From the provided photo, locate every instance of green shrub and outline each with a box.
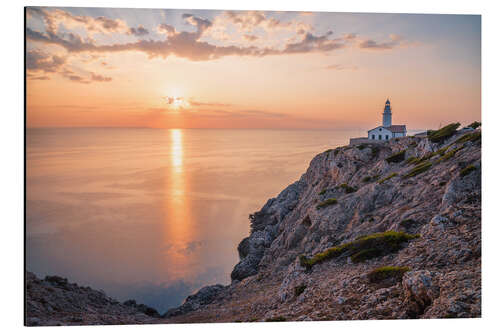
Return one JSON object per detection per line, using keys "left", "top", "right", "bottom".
{"left": 468, "top": 121, "right": 481, "bottom": 129}
{"left": 439, "top": 181, "right": 447, "bottom": 186}
{"left": 299, "top": 231, "right": 419, "bottom": 268}
{"left": 435, "top": 145, "right": 450, "bottom": 156}
{"left": 316, "top": 198, "right": 338, "bottom": 209}
{"left": 371, "top": 146, "right": 380, "bottom": 159}
{"left": 318, "top": 189, "right": 327, "bottom": 195}
{"left": 294, "top": 284, "right": 306, "bottom": 297}
{"left": 460, "top": 165, "right": 477, "bottom": 178}
{"left": 454, "top": 131, "right": 481, "bottom": 145}
{"left": 377, "top": 172, "right": 398, "bottom": 184}
{"left": 428, "top": 123, "right": 460, "bottom": 143}
{"left": 334, "top": 149, "right": 340, "bottom": 156}
{"left": 350, "top": 248, "right": 381, "bottom": 263}
{"left": 367, "top": 266, "right": 410, "bottom": 283}
{"left": 437, "top": 146, "right": 463, "bottom": 163}
{"left": 386, "top": 150, "right": 407, "bottom": 163}
{"left": 357, "top": 144, "right": 366, "bottom": 150}
{"left": 404, "top": 161, "right": 432, "bottom": 178}
{"left": 324, "top": 149, "right": 333, "bottom": 154}
{"left": 339, "top": 183, "right": 357, "bottom": 193}
{"left": 405, "top": 156, "right": 419, "bottom": 165}
{"left": 362, "top": 176, "right": 372, "bottom": 183}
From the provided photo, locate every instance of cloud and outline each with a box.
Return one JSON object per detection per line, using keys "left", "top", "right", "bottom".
{"left": 283, "top": 31, "right": 344, "bottom": 54}
{"left": 90, "top": 72, "right": 112, "bottom": 82}
{"left": 188, "top": 100, "right": 232, "bottom": 107}
{"left": 323, "top": 64, "right": 358, "bottom": 71}
{"left": 128, "top": 25, "right": 149, "bottom": 36}
{"left": 243, "top": 34, "right": 259, "bottom": 42}
{"left": 358, "top": 34, "right": 406, "bottom": 50}
{"left": 26, "top": 8, "right": 412, "bottom": 63}
{"left": 26, "top": 49, "right": 66, "bottom": 73}
{"left": 26, "top": 7, "right": 130, "bottom": 36}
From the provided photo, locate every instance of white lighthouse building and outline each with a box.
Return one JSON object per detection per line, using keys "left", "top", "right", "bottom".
{"left": 367, "top": 99, "right": 406, "bottom": 141}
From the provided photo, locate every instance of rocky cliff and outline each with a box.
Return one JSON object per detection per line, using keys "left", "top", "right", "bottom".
{"left": 26, "top": 125, "right": 481, "bottom": 325}
{"left": 164, "top": 125, "right": 481, "bottom": 322}
{"left": 25, "top": 272, "right": 161, "bottom": 326}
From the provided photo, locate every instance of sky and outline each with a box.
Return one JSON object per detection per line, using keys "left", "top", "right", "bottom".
{"left": 26, "top": 7, "right": 481, "bottom": 130}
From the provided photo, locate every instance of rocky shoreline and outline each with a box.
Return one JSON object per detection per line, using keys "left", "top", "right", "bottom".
{"left": 26, "top": 125, "right": 481, "bottom": 325}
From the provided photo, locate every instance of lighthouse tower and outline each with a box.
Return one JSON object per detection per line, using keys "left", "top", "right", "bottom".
{"left": 383, "top": 99, "right": 392, "bottom": 127}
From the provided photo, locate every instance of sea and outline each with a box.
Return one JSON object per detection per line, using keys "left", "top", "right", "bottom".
{"left": 26, "top": 128, "right": 362, "bottom": 312}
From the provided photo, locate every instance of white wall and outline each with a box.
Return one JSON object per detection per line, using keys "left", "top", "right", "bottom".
{"left": 368, "top": 126, "right": 393, "bottom": 140}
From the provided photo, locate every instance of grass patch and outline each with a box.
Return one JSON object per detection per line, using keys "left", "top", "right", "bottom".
{"left": 385, "top": 150, "right": 407, "bottom": 163}
{"left": 404, "top": 161, "right": 432, "bottom": 178}
{"left": 318, "top": 189, "right": 327, "bottom": 195}
{"left": 405, "top": 156, "right": 419, "bottom": 165}
{"left": 350, "top": 248, "right": 382, "bottom": 263}
{"left": 460, "top": 165, "right": 477, "bottom": 178}
{"left": 454, "top": 131, "right": 481, "bottom": 145}
{"left": 468, "top": 121, "right": 481, "bottom": 129}
{"left": 377, "top": 172, "right": 398, "bottom": 184}
{"left": 299, "top": 231, "right": 419, "bottom": 268}
{"left": 428, "top": 123, "right": 461, "bottom": 143}
{"left": 437, "top": 146, "right": 464, "bottom": 163}
{"left": 367, "top": 266, "right": 410, "bottom": 283}
{"left": 316, "top": 198, "right": 338, "bottom": 209}
{"left": 294, "top": 284, "right": 306, "bottom": 297}
{"left": 339, "top": 183, "right": 357, "bottom": 193}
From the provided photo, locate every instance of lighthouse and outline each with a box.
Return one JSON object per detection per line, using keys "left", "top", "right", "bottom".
{"left": 383, "top": 99, "right": 392, "bottom": 127}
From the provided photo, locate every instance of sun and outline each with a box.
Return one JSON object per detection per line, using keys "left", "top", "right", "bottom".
{"left": 165, "top": 95, "right": 190, "bottom": 110}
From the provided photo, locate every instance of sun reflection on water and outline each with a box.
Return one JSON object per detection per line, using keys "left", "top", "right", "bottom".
{"left": 163, "top": 129, "right": 196, "bottom": 279}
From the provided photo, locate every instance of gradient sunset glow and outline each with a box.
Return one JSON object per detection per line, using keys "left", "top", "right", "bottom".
{"left": 26, "top": 8, "right": 481, "bottom": 130}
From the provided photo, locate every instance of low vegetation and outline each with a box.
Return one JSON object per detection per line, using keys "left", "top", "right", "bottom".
{"left": 362, "top": 176, "right": 372, "bottom": 183}
{"left": 454, "top": 131, "right": 481, "bottom": 145}
{"left": 428, "top": 123, "right": 461, "bottom": 143}
{"left": 460, "top": 165, "right": 477, "bottom": 178}
{"left": 339, "top": 183, "right": 357, "bottom": 193}
{"left": 468, "top": 121, "right": 481, "bottom": 129}
{"left": 299, "top": 231, "right": 419, "bottom": 268}
{"left": 405, "top": 156, "right": 419, "bottom": 165}
{"left": 437, "top": 146, "right": 463, "bottom": 163}
{"left": 367, "top": 266, "right": 410, "bottom": 283}
{"left": 377, "top": 172, "right": 398, "bottom": 184}
{"left": 318, "top": 189, "right": 327, "bottom": 195}
{"left": 316, "top": 198, "right": 338, "bottom": 209}
{"left": 385, "top": 150, "right": 407, "bottom": 163}
{"left": 404, "top": 161, "right": 432, "bottom": 178}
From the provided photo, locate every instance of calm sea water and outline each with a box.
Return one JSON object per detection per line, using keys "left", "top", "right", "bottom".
{"left": 26, "top": 128, "right": 361, "bottom": 312}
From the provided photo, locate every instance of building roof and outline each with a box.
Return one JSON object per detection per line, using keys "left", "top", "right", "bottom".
{"left": 385, "top": 125, "right": 406, "bottom": 133}
{"left": 368, "top": 125, "right": 407, "bottom": 133}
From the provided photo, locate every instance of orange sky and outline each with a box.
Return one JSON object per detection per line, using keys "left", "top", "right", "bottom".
{"left": 26, "top": 8, "right": 481, "bottom": 130}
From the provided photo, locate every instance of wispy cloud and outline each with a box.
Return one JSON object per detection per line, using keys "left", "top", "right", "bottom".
{"left": 323, "top": 64, "right": 359, "bottom": 71}
{"left": 26, "top": 8, "right": 409, "bottom": 63}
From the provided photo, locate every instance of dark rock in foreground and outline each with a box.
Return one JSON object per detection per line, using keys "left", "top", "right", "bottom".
{"left": 25, "top": 272, "right": 159, "bottom": 326}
